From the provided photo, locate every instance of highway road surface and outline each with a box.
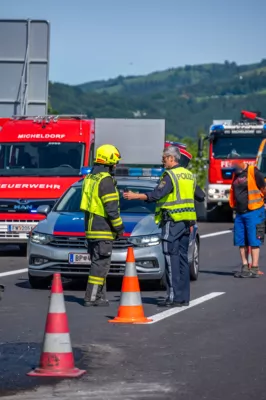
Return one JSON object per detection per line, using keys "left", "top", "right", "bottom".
{"left": 1, "top": 222, "right": 266, "bottom": 400}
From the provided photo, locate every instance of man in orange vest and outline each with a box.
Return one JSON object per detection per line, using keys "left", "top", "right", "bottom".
{"left": 229, "top": 161, "right": 265, "bottom": 278}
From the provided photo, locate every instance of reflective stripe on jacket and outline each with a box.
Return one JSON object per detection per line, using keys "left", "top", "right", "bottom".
{"left": 155, "top": 167, "right": 196, "bottom": 224}
{"left": 229, "top": 165, "right": 264, "bottom": 210}
{"left": 80, "top": 171, "right": 123, "bottom": 240}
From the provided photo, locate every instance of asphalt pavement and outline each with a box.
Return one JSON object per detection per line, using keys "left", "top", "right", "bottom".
{"left": 1, "top": 222, "right": 266, "bottom": 400}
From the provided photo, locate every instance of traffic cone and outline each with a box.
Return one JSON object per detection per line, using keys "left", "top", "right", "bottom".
{"left": 247, "top": 246, "right": 264, "bottom": 275}
{"left": 27, "top": 273, "right": 86, "bottom": 378}
{"left": 109, "top": 247, "right": 152, "bottom": 324}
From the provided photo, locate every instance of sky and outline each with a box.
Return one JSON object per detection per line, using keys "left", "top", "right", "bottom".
{"left": 1, "top": 0, "right": 266, "bottom": 85}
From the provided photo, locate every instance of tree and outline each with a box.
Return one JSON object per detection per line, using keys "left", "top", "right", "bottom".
{"left": 166, "top": 130, "right": 207, "bottom": 188}
{"left": 48, "top": 102, "right": 59, "bottom": 115}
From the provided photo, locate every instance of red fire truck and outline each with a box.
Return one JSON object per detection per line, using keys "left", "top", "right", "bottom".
{"left": 0, "top": 115, "right": 95, "bottom": 250}
{"left": 198, "top": 111, "right": 266, "bottom": 222}
{"left": 0, "top": 116, "right": 192, "bottom": 250}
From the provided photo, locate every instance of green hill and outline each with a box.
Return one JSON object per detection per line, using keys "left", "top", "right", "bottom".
{"left": 49, "top": 59, "right": 266, "bottom": 138}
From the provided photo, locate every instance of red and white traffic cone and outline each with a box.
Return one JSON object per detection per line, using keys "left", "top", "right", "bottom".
{"left": 27, "top": 273, "right": 86, "bottom": 377}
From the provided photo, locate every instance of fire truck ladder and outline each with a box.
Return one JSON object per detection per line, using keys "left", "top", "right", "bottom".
{"left": 11, "top": 114, "right": 88, "bottom": 122}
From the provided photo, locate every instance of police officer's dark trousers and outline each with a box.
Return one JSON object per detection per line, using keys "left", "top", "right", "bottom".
{"left": 84, "top": 240, "right": 113, "bottom": 306}
{"left": 161, "top": 220, "right": 190, "bottom": 303}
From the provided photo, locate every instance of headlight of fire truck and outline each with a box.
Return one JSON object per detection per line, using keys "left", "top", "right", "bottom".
{"left": 208, "top": 188, "right": 217, "bottom": 195}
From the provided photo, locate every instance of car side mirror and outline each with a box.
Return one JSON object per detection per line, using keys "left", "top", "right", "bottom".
{"left": 37, "top": 205, "right": 51, "bottom": 215}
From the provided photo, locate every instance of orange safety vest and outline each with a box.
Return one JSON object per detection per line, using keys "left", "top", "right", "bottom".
{"left": 229, "top": 165, "right": 264, "bottom": 210}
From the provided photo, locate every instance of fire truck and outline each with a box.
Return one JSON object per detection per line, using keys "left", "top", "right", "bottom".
{"left": 0, "top": 116, "right": 191, "bottom": 250}
{"left": 0, "top": 115, "right": 95, "bottom": 250}
{"left": 198, "top": 111, "right": 266, "bottom": 222}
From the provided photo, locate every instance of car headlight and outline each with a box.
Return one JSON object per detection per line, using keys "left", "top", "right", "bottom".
{"left": 30, "top": 232, "right": 52, "bottom": 245}
{"left": 128, "top": 234, "right": 161, "bottom": 247}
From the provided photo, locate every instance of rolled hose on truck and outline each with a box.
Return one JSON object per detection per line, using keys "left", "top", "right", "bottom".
{"left": 0, "top": 285, "right": 5, "bottom": 301}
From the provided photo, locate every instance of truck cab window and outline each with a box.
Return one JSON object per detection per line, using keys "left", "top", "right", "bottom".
{"left": 0, "top": 142, "right": 85, "bottom": 176}
{"left": 89, "top": 143, "right": 94, "bottom": 166}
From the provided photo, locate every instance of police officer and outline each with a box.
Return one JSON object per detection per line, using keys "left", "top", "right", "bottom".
{"left": 123, "top": 146, "right": 204, "bottom": 308}
{"left": 80, "top": 144, "right": 125, "bottom": 307}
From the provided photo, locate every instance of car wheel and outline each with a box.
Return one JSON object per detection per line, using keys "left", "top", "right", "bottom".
{"left": 190, "top": 237, "right": 199, "bottom": 281}
{"left": 28, "top": 273, "right": 50, "bottom": 289}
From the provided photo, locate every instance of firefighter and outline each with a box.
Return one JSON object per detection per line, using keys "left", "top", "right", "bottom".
{"left": 229, "top": 161, "right": 265, "bottom": 278}
{"left": 123, "top": 146, "right": 205, "bottom": 308}
{"left": 80, "top": 144, "right": 125, "bottom": 306}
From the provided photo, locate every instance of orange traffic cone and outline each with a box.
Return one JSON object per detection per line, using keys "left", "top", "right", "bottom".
{"left": 248, "top": 246, "right": 264, "bottom": 275}
{"left": 27, "top": 273, "right": 86, "bottom": 377}
{"left": 109, "top": 247, "right": 152, "bottom": 324}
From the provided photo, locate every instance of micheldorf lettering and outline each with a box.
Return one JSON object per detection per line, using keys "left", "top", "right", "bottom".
{"left": 17, "top": 134, "right": 66, "bottom": 139}
{"left": 0, "top": 184, "right": 61, "bottom": 189}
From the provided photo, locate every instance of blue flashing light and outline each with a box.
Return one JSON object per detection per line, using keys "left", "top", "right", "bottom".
{"left": 80, "top": 166, "right": 92, "bottom": 175}
{"left": 211, "top": 124, "right": 224, "bottom": 131}
{"left": 116, "top": 167, "right": 163, "bottom": 178}
{"left": 264, "top": 124, "right": 266, "bottom": 130}
{"left": 30, "top": 209, "right": 37, "bottom": 213}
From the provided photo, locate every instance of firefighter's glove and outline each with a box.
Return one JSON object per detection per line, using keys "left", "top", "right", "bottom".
{"left": 116, "top": 231, "right": 125, "bottom": 239}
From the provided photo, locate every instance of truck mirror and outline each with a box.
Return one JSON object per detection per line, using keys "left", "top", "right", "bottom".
{"left": 198, "top": 137, "right": 204, "bottom": 158}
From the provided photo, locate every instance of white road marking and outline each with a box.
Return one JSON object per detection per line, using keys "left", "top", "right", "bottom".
{"left": 0, "top": 268, "right": 27, "bottom": 277}
{"left": 200, "top": 230, "right": 231, "bottom": 238}
{"left": 0, "top": 230, "right": 232, "bottom": 278}
{"left": 139, "top": 292, "right": 225, "bottom": 324}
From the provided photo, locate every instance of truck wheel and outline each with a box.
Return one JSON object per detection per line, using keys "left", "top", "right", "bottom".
{"left": 206, "top": 205, "right": 220, "bottom": 222}
{"left": 18, "top": 244, "right": 27, "bottom": 255}
{"left": 28, "top": 274, "right": 50, "bottom": 289}
{"left": 190, "top": 237, "right": 199, "bottom": 281}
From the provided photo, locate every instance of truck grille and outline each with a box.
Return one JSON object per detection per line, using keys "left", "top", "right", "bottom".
{"left": 49, "top": 235, "right": 132, "bottom": 249}
{"left": 0, "top": 220, "right": 39, "bottom": 239}
{"left": 0, "top": 199, "right": 56, "bottom": 213}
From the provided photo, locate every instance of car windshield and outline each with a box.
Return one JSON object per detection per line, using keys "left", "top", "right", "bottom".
{"left": 212, "top": 136, "right": 262, "bottom": 159}
{"left": 0, "top": 142, "right": 84, "bottom": 176}
{"left": 55, "top": 184, "right": 156, "bottom": 214}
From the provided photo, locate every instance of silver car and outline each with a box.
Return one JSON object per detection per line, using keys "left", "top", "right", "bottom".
{"left": 27, "top": 177, "right": 200, "bottom": 289}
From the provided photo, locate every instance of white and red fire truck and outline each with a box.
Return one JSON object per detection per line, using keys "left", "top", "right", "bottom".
{"left": 0, "top": 115, "right": 95, "bottom": 250}
{"left": 198, "top": 111, "right": 266, "bottom": 221}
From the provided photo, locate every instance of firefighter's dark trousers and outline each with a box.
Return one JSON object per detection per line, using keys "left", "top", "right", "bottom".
{"left": 161, "top": 220, "right": 190, "bottom": 303}
{"left": 84, "top": 240, "right": 113, "bottom": 302}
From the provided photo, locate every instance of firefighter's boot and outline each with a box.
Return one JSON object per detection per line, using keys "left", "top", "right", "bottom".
{"left": 84, "top": 281, "right": 109, "bottom": 307}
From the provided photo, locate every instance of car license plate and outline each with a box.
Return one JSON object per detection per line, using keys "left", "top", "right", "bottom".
{"left": 8, "top": 224, "right": 34, "bottom": 232}
{"left": 69, "top": 253, "right": 91, "bottom": 264}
